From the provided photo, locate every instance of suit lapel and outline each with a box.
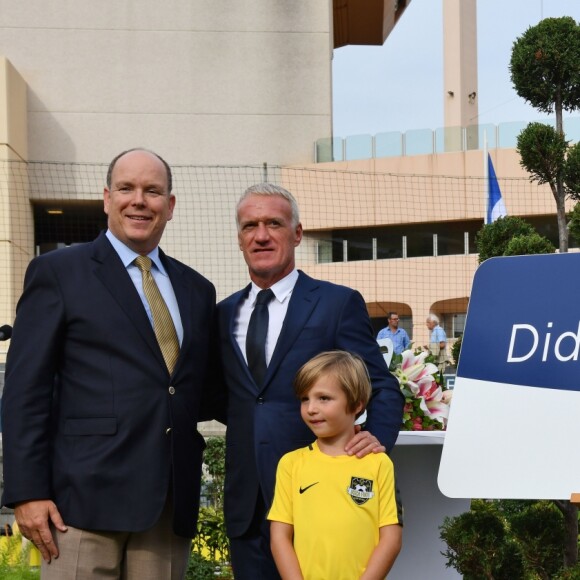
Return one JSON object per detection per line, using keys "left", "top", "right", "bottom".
{"left": 263, "top": 272, "right": 320, "bottom": 390}
{"left": 91, "top": 233, "right": 167, "bottom": 371}
{"left": 227, "top": 285, "right": 255, "bottom": 383}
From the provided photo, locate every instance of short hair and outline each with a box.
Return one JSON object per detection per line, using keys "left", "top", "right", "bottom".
{"left": 427, "top": 313, "right": 439, "bottom": 324}
{"left": 236, "top": 183, "right": 300, "bottom": 229}
{"left": 106, "top": 148, "right": 173, "bottom": 194}
{"left": 388, "top": 312, "right": 399, "bottom": 320}
{"left": 294, "top": 350, "right": 371, "bottom": 416}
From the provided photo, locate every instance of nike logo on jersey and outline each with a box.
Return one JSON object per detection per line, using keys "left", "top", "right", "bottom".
{"left": 299, "top": 482, "right": 319, "bottom": 494}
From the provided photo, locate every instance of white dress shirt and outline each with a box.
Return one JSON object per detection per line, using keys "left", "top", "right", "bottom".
{"left": 106, "top": 230, "right": 184, "bottom": 345}
{"left": 234, "top": 269, "right": 299, "bottom": 366}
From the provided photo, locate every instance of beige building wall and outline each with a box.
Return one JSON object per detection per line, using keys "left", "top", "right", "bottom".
{"left": 0, "top": 1, "right": 335, "bottom": 346}
{"left": 0, "top": 58, "right": 32, "bottom": 360}
{"left": 287, "top": 148, "right": 561, "bottom": 347}
{"left": 0, "top": 1, "right": 333, "bottom": 166}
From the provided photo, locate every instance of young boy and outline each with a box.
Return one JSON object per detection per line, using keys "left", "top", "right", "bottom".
{"left": 268, "top": 350, "right": 403, "bottom": 579}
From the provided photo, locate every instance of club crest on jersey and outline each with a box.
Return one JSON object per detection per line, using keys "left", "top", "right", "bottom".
{"left": 347, "top": 477, "right": 374, "bottom": 505}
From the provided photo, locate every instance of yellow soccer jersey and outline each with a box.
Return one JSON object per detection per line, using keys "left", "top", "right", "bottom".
{"left": 268, "top": 440, "right": 402, "bottom": 580}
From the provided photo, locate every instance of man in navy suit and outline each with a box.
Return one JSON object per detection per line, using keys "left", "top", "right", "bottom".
{"left": 218, "top": 183, "right": 404, "bottom": 579}
{"left": 1, "top": 149, "right": 216, "bottom": 579}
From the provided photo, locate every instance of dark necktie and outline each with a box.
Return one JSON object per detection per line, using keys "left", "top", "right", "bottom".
{"left": 134, "top": 255, "right": 180, "bottom": 374}
{"left": 246, "top": 289, "right": 274, "bottom": 386}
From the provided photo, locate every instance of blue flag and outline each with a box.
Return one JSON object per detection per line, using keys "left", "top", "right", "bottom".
{"left": 486, "top": 154, "right": 507, "bottom": 224}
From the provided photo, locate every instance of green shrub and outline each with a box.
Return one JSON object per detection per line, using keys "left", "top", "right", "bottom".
{"left": 503, "top": 232, "right": 555, "bottom": 256}
{"left": 509, "top": 501, "right": 565, "bottom": 578}
{"left": 451, "top": 334, "right": 462, "bottom": 368}
{"left": 440, "top": 499, "right": 526, "bottom": 579}
{"left": 555, "top": 563, "right": 580, "bottom": 579}
{"left": 186, "top": 550, "right": 222, "bottom": 580}
{"left": 0, "top": 536, "right": 39, "bottom": 580}
{"left": 475, "top": 216, "right": 535, "bottom": 263}
{"left": 189, "top": 436, "right": 232, "bottom": 579}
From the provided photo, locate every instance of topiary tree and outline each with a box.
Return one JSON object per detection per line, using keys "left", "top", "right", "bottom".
{"left": 503, "top": 232, "right": 555, "bottom": 256}
{"left": 565, "top": 143, "right": 580, "bottom": 200}
{"left": 474, "top": 215, "right": 537, "bottom": 263}
{"left": 440, "top": 500, "right": 526, "bottom": 579}
{"left": 510, "top": 16, "right": 580, "bottom": 252}
{"left": 567, "top": 202, "right": 580, "bottom": 245}
{"left": 441, "top": 500, "right": 570, "bottom": 579}
{"left": 509, "top": 502, "right": 566, "bottom": 579}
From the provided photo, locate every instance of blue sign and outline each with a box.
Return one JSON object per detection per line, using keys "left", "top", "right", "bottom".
{"left": 459, "top": 253, "right": 580, "bottom": 392}
{"left": 439, "top": 253, "right": 580, "bottom": 500}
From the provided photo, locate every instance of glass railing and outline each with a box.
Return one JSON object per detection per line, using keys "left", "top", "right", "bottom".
{"left": 316, "top": 117, "right": 580, "bottom": 163}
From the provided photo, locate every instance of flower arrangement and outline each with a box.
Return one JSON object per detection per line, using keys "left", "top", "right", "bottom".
{"left": 392, "top": 348, "right": 452, "bottom": 431}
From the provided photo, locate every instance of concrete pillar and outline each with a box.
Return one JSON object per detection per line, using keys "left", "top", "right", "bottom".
{"left": 0, "top": 56, "right": 32, "bottom": 363}
{"left": 442, "top": 0, "right": 479, "bottom": 151}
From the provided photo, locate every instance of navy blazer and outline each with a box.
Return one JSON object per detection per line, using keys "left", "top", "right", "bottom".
{"left": 1, "top": 232, "right": 216, "bottom": 538}
{"left": 218, "top": 271, "right": 404, "bottom": 537}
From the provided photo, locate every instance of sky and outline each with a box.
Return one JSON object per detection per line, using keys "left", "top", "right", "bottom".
{"left": 332, "top": 0, "right": 580, "bottom": 138}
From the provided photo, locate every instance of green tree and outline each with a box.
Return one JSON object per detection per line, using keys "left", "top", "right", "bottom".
{"left": 474, "top": 215, "right": 549, "bottom": 263}
{"left": 202, "top": 437, "right": 226, "bottom": 509}
{"left": 564, "top": 142, "right": 580, "bottom": 198}
{"left": 510, "top": 16, "right": 580, "bottom": 252}
{"left": 450, "top": 334, "right": 462, "bottom": 368}
{"left": 440, "top": 500, "right": 570, "bottom": 579}
{"left": 440, "top": 500, "right": 526, "bottom": 579}
{"left": 503, "top": 232, "right": 555, "bottom": 256}
{"left": 189, "top": 437, "right": 232, "bottom": 579}
{"left": 567, "top": 202, "right": 580, "bottom": 245}
{"left": 509, "top": 502, "right": 565, "bottom": 579}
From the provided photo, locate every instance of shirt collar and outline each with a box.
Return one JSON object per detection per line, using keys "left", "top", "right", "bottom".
{"left": 105, "top": 230, "right": 168, "bottom": 276}
{"left": 249, "top": 269, "right": 298, "bottom": 305}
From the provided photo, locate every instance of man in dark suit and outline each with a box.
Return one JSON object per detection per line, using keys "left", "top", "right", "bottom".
{"left": 1, "top": 149, "right": 216, "bottom": 579}
{"left": 218, "top": 183, "right": 404, "bottom": 579}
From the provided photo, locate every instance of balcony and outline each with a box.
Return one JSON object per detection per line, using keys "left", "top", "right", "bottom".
{"left": 316, "top": 118, "right": 580, "bottom": 162}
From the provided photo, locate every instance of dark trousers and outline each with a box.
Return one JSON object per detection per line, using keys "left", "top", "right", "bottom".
{"left": 229, "top": 492, "right": 281, "bottom": 580}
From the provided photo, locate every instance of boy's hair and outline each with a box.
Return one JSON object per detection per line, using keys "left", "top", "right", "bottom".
{"left": 294, "top": 350, "right": 372, "bottom": 415}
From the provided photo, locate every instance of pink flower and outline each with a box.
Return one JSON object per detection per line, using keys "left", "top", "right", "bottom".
{"left": 391, "top": 347, "right": 451, "bottom": 430}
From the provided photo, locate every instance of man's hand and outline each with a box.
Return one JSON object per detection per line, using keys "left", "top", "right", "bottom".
{"left": 345, "top": 427, "right": 386, "bottom": 458}
{"left": 15, "top": 500, "right": 67, "bottom": 562}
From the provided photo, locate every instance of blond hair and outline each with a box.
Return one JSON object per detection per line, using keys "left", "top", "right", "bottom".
{"left": 294, "top": 350, "right": 371, "bottom": 415}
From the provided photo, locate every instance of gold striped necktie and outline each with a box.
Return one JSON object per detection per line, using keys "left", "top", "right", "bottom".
{"left": 134, "top": 255, "right": 180, "bottom": 374}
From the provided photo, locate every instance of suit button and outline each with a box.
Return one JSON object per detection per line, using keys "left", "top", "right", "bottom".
{"left": 257, "top": 397, "right": 264, "bottom": 404}
{"left": 169, "top": 386, "right": 176, "bottom": 395}
{"left": 165, "top": 427, "right": 172, "bottom": 435}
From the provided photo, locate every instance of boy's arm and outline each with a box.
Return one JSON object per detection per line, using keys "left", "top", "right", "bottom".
{"left": 270, "top": 521, "right": 304, "bottom": 580}
{"left": 360, "top": 524, "right": 402, "bottom": 579}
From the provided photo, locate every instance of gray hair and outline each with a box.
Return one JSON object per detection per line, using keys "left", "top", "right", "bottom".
{"left": 236, "top": 183, "right": 300, "bottom": 229}
{"left": 427, "top": 313, "right": 440, "bottom": 324}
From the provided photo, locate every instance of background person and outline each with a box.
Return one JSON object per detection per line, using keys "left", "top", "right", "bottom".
{"left": 1, "top": 148, "right": 217, "bottom": 580}
{"left": 268, "top": 350, "right": 403, "bottom": 580}
{"left": 217, "top": 183, "right": 404, "bottom": 579}
{"left": 376, "top": 312, "right": 410, "bottom": 355}
{"left": 426, "top": 313, "right": 447, "bottom": 372}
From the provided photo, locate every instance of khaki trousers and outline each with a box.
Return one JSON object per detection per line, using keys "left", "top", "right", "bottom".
{"left": 41, "top": 499, "right": 191, "bottom": 580}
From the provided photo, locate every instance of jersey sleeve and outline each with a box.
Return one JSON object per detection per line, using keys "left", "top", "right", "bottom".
{"left": 378, "top": 455, "right": 403, "bottom": 527}
{"left": 267, "top": 452, "right": 295, "bottom": 525}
